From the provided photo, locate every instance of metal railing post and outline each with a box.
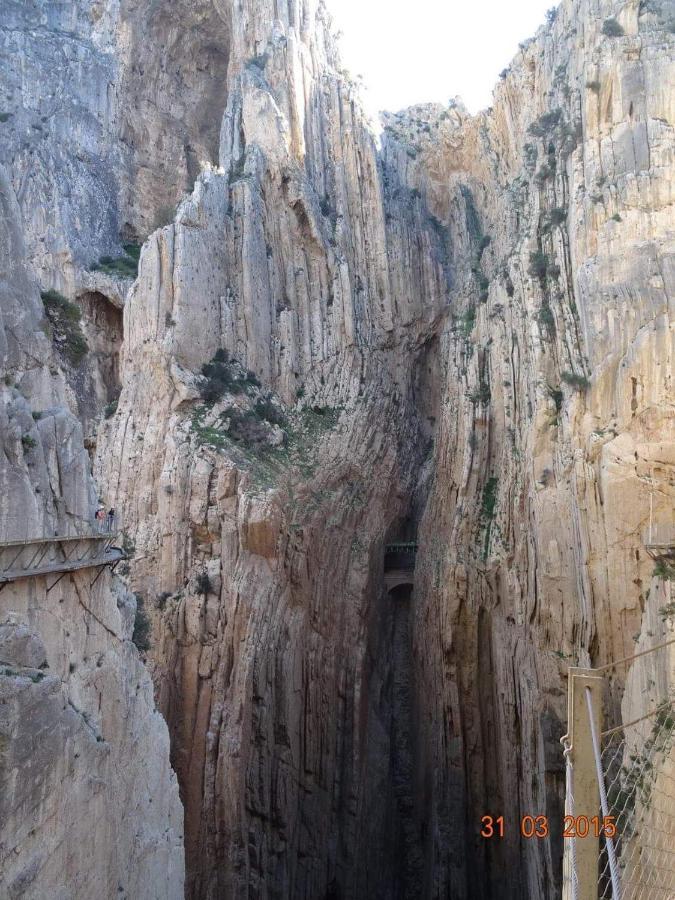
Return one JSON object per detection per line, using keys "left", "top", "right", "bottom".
{"left": 564, "top": 668, "right": 604, "bottom": 900}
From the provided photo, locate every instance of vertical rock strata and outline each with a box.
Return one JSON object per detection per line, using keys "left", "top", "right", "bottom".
{"left": 0, "top": 166, "right": 184, "bottom": 897}
{"left": 406, "top": 2, "right": 674, "bottom": 895}
{"left": 97, "top": 2, "right": 448, "bottom": 890}
{"left": 0, "top": 0, "right": 673, "bottom": 897}
{"left": 96, "top": 0, "right": 674, "bottom": 896}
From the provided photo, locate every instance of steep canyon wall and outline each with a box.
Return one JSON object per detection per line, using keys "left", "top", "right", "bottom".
{"left": 1, "top": 0, "right": 673, "bottom": 897}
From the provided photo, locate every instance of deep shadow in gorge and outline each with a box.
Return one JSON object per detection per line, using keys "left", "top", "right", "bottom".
{"left": 355, "top": 565, "right": 425, "bottom": 900}
{"left": 389, "top": 582, "right": 423, "bottom": 900}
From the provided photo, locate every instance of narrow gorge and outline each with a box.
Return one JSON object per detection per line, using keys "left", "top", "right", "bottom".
{"left": 1, "top": 0, "right": 673, "bottom": 898}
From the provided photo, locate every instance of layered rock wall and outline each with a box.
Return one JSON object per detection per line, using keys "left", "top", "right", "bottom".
{"left": 0, "top": 164, "right": 184, "bottom": 897}
{"left": 2, "top": 0, "right": 673, "bottom": 897}
{"left": 404, "top": 1, "right": 674, "bottom": 894}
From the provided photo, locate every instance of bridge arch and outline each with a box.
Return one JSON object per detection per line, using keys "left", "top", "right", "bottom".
{"left": 384, "top": 542, "right": 417, "bottom": 594}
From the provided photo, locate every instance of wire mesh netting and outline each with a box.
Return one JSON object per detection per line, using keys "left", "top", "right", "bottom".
{"left": 598, "top": 700, "right": 675, "bottom": 900}
{"left": 562, "top": 748, "right": 580, "bottom": 900}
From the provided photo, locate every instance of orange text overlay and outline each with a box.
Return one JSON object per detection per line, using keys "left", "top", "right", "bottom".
{"left": 480, "top": 815, "right": 617, "bottom": 839}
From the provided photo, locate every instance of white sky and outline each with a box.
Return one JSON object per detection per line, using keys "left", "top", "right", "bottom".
{"left": 323, "top": 0, "right": 556, "bottom": 116}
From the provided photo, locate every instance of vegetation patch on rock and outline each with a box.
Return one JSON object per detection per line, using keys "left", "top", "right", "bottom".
{"left": 41, "top": 289, "right": 88, "bottom": 366}
{"left": 91, "top": 243, "right": 141, "bottom": 279}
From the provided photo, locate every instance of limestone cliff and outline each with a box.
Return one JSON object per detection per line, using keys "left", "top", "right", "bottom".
{"left": 94, "top": 0, "right": 673, "bottom": 895}
{"left": 0, "top": 163, "right": 184, "bottom": 897}
{"left": 1, "top": 0, "right": 673, "bottom": 897}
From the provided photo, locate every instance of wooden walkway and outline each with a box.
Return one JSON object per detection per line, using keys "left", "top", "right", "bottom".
{"left": 644, "top": 525, "right": 675, "bottom": 561}
{"left": 0, "top": 533, "right": 126, "bottom": 588}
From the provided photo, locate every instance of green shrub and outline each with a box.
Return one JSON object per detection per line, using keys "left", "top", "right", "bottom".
{"left": 428, "top": 215, "right": 449, "bottom": 245}
{"left": 227, "top": 408, "right": 269, "bottom": 446}
{"left": 0, "top": 112, "right": 12, "bottom": 123}
{"left": 481, "top": 477, "right": 498, "bottom": 520}
{"left": 561, "top": 370, "right": 591, "bottom": 390}
{"left": 523, "top": 143, "right": 538, "bottom": 169}
{"left": 320, "top": 195, "right": 334, "bottom": 219}
{"left": 247, "top": 52, "right": 268, "bottom": 71}
{"left": 156, "top": 591, "right": 171, "bottom": 610}
{"left": 200, "top": 352, "right": 246, "bottom": 402}
{"left": 602, "top": 17, "right": 625, "bottom": 36}
{"left": 41, "top": 289, "right": 88, "bottom": 365}
{"left": 548, "top": 386, "right": 563, "bottom": 415}
{"left": 545, "top": 7, "right": 557, "bottom": 26}
{"left": 132, "top": 595, "right": 151, "bottom": 651}
{"left": 121, "top": 532, "right": 136, "bottom": 557}
{"left": 654, "top": 560, "right": 675, "bottom": 582}
{"left": 21, "top": 434, "right": 37, "bottom": 450}
{"left": 528, "top": 109, "right": 562, "bottom": 138}
{"left": 104, "top": 400, "right": 118, "bottom": 419}
{"left": 122, "top": 242, "right": 141, "bottom": 262}
{"left": 255, "top": 397, "right": 286, "bottom": 426}
{"left": 538, "top": 304, "right": 555, "bottom": 332}
{"left": 528, "top": 251, "right": 550, "bottom": 280}
{"left": 41, "top": 290, "right": 79, "bottom": 323}
{"left": 548, "top": 207, "right": 567, "bottom": 227}
{"left": 478, "top": 235, "right": 492, "bottom": 256}
{"left": 32, "top": 411, "right": 43, "bottom": 421}
{"left": 586, "top": 80, "right": 601, "bottom": 93}
{"left": 91, "top": 241, "right": 141, "bottom": 278}
{"left": 468, "top": 382, "right": 491, "bottom": 405}
{"left": 461, "top": 305, "right": 476, "bottom": 337}
{"left": 536, "top": 163, "right": 555, "bottom": 184}
{"left": 612, "top": 213, "right": 622, "bottom": 222}
{"left": 92, "top": 252, "right": 138, "bottom": 278}
{"left": 659, "top": 601, "right": 675, "bottom": 622}
{"left": 195, "top": 572, "right": 212, "bottom": 595}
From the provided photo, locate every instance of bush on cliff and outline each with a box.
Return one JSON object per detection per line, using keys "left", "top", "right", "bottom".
{"left": 561, "top": 371, "right": 591, "bottom": 390}
{"left": 41, "top": 290, "right": 88, "bottom": 366}
{"left": 92, "top": 242, "right": 141, "bottom": 279}
{"left": 528, "top": 251, "right": 550, "bottom": 280}
{"left": 602, "top": 18, "right": 625, "bottom": 36}
{"left": 132, "top": 595, "right": 151, "bottom": 652}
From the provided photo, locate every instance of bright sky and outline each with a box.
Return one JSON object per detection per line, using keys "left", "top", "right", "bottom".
{"left": 323, "top": 0, "right": 556, "bottom": 116}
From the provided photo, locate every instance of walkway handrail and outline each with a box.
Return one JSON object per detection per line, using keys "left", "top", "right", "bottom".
{"left": 0, "top": 513, "right": 122, "bottom": 548}
{"left": 643, "top": 523, "right": 675, "bottom": 548}
{"left": 0, "top": 532, "right": 118, "bottom": 549}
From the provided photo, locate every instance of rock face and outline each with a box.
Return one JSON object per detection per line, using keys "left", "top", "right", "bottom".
{"left": 0, "top": 165, "right": 184, "bottom": 896}
{"left": 93, "top": 0, "right": 674, "bottom": 894}
{"left": 2, "top": 0, "right": 674, "bottom": 898}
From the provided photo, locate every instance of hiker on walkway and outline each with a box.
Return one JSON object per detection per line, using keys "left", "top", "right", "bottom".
{"left": 95, "top": 506, "right": 106, "bottom": 532}
{"left": 106, "top": 508, "right": 116, "bottom": 533}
